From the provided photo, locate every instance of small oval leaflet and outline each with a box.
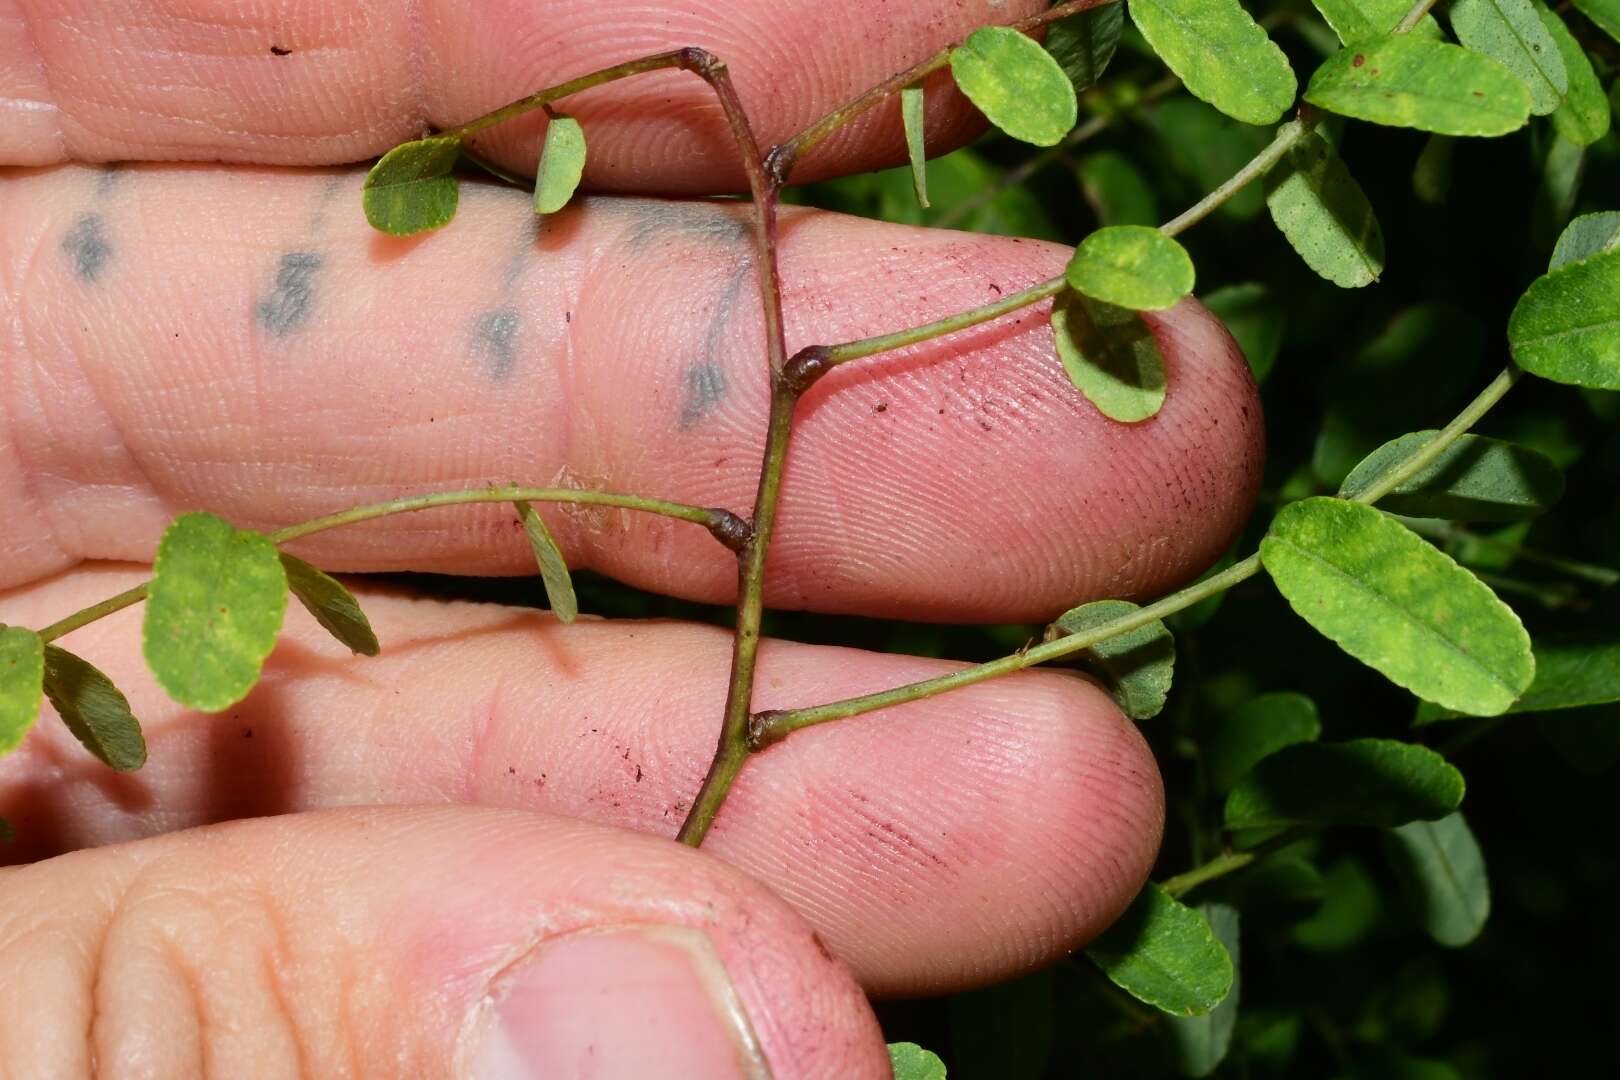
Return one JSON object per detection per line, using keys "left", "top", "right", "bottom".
{"left": 1224, "top": 738, "right": 1465, "bottom": 829}
{"left": 887, "top": 1042, "right": 946, "bottom": 1080}
{"left": 1540, "top": 3, "right": 1611, "bottom": 147}
{"left": 1051, "top": 291, "right": 1168, "bottom": 423}
{"left": 1310, "top": 0, "right": 1444, "bottom": 43}
{"left": 1066, "top": 225, "right": 1194, "bottom": 311}
{"left": 0, "top": 625, "right": 44, "bottom": 756}
{"left": 1264, "top": 123, "right": 1385, "bottom": 289}
{"left": 363, "top": 136, "right": 463, "bottom": 235}
{"left": 1164, "top": 903, "right": 1241, "bottom": 1076}
{"left": 1085, "top": 884, "right": 1234, "bottom": 1016}
{"left": 534, "top": 115, "right": 587, "bottom": 215}
{"left": 515, "top": 500, "right": 578, "bottom": 624}
{"left": 1449, "top": 0, "right": 1568, "bottom": 117}
{"left": 1260, "top": 498, "right": 1534, "bottom": 715}
{"left": 282, "top": 553, "right": 379, "bottom": 656}
{"left": 1127, "top": 0, "right": 1298, "bottom": 126}
{"left": 1304, "top": 36, "right": 1532, "bottom": 137}
{"left": 949, "top": 26, "right": 1078, "bottom": 147}
{"left": 1550, "top": 211, "right": 1620, "bottom": 270}
{"left": 1045, "top": 599, "right": 1175, "bottom": 720}
{"left": 1338, "top": 431, "right": 1565, "bottom": 520}
{"left": 42, "top": 645, "right": 147, "bottom": 771}
{"left": 1507, "top": 248, "right": 1620, "bottom": 389}
{"left": 1386, "top": 812, "right": 1490, "bottom": 947}
{"left": 900, "top": 86, "right": 929, "bottom": 209}
{"left": 143, "top": 512, "right": 288, "bottom": 713}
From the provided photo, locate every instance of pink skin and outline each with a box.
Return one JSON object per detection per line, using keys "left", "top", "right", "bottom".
{"left": 0, "top": 565, "right": 1164, "bottom": 998}
{"left": 0, "top": 0, "right": 1045, "bottom": 189}
{"left": 0, "top": 166, "right": 1263, "bottom": 622}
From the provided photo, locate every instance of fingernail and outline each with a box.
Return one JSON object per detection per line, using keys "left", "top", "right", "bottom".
{"left": 467, "top": 924, "right": 771, "bottom": 1079}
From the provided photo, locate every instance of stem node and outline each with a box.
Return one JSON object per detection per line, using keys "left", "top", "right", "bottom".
{"left": 706, "top": 509, "right": 753, "bottom": 552}
{"left": 746, "top": 710, "right": 784, "bottom": 751}
{"left": 779, "top": 345, "right": 832, "bottom": 396}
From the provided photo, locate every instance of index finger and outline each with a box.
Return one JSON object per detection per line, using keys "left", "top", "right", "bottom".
{"left": 3, "top": 0, "right": 1046, "bottom": 190}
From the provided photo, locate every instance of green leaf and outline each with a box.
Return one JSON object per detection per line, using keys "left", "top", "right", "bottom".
{"left": 1304, "top": 36, "right": 1532, "bottom": 137}
{"left": 1531, "top": 133, "right": 1585, "bottom": 250}
{"left": 1224, "top": 738, "right": 1465, "bottom": 828}
{"left": 143, "top": 513, "right": 288, "bottom": 712}
{"left": 1051, "top": 292, "right": 1167, "bottom": 422}
{"left": 1127, "top": 0, "right": 1297, "bottom": 125}
{"left": 1291, "top": 857, "right": 1383, "bottom": 950}
{"left": 1203, "top": 283, "right": 1286, "bottom": 382}
{"left": 362, "top": 136, "right": 462, "bottom": 235}
{"left": 281, "top": 554, "right": 379, "bottom": 657}
{"left": 1204, "top": 692, "right": 1323, "bottom": 793}
{"left": 515, "top": 500, "right": 578, "bottom": 624}
{"left": 1260, "top": 498, "right": 1534, "bottom": 715}
{"left": 949, "top": 26, "right": 1078, "bottom": 146}
{"left": 0, "top": 625, "right": 44, "bottom": 756}
{"left": 1449, "top": 0, "right": 1568, "bottom": 116}
{"left": 1078, "top": 150, "right": 1160, "bottom": 226}
{"left": 1066, "top": 225, "right": 1194, "bottom": 310}
{"left": 1045, "top": 1, "right": 1124, "bottom": 92}
{"left": 41, "top": 646, "right": 146, "bottom": 771}
{"left": 1263, "top": 123, "right": 1385, "bottom": 288}
{"left": 1047, "top": 599, "right": 1176, "bottom": 720}
{"left": 1572, "top": 0, "right": 1620, "bottom": 42}
{"left": 1164, "top": 904, "right": 1241, "bottom": 1077}
{"left": 1086, "top": 884, "right": 1234, "bottom": 1016}
{"left": 1309, "top": 0, "right": 1443, "bottom": 43}
{"left": 1508, "top": 249, "right": 1620, "bottom": 389}
{"left": 1420, "top": 636, "right": 1620, "bottom": 721}
{"left": 533, "top": 115, "right": 587, "bottom": 215}
{"left": 1386, "top": 812, "right": 1490, "bottom": 946}
{"left": 1412, "top": 135, "right": 1455, "bottom": 204}
{"left": 1549, "top": 211, "right": 1620, "bottom": 270}
{"left": 1339, "top": 431, "right": 1565, "bottom": 520}
{"left": 901, "top": 87, "right": 929, "bottom": 209}
{"left": 888, "top": 1042, "right": 947, "bottom": 1080}
{"left": 1538, "top": 3, "right": 1611, "bottom": 146}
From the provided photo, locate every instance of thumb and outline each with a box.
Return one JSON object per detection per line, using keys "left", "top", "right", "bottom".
{"left": 0, "top": 806, "right": 887, "bottom": 1078}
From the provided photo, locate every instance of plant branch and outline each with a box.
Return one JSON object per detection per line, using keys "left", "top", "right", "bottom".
{"left": 1159, "top": 115, "right": 1312, "bottom": 237}
{"left": 1159, "top": 826, "right": 1316, "bottom": 899}
{"left": 765, "top": 0, "right": 1118, "bottom": 184}
{"left": 827, "top": 277, "right": 1066, "bottom": 365}
{"left": 32, "top": 486, "right": 745, "bottom": 646}
{"left": 1396, "top": 0, "right": 1442, "bottom": 33}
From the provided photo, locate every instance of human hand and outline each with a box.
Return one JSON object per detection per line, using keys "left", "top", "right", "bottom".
{"left": 0, "top": 1, "right": 1262, "bottom": 1075}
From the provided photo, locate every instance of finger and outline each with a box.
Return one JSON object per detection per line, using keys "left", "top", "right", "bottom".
{"left": 0, "top": 565, "right": 1164, "bottom": 997}
{"left": 0, "top": 804, "right": 888, "bottom": 1077}
{"left": 3, "top": 0, "right": 1045, "bottom": 190}
{"left": 0, "top": 165, "right": 1263, "bottom": 623}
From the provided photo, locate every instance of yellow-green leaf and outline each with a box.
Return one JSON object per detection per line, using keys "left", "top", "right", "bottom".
{"left": 515, "top": 500, "right": 578, "bottom": 624}
{"left": 901, "top": 86, "right": 929, "bottom": 208}
{"left": 1260, "top": 498, "right": 1534, "bottom": 715}
{"left": 887, "top": 1043, "right": 946, "bottom": 1080}
{"left": 949, "top": 26, "right": 1078, "bottom": 146}
{"left": 1305, "top": 36, "right": 1532, "bottom": 137}
{"left": 1264, "top": 123, "right": 1385, "bottom": 288}
{"left": 1538, "top": 2, "right": 1611, "bottom": 145}
{"left": 1051, "top": 291, "right": 1167, "bottom": 423}
{"left": 362, "top": 136, "right": 463, "bottom": 235}
{"left": 534, "top": 115, "right": 587, "bottom": 215}
{"left": 1508, "top": 248, "right": 1620, "bottom": 389}
{"left": 1310, "top": 0, "right": 1443, "bottom": 43}
{"left": 1066, "top": 225, "right": 1195, "bottom": 310}
{"left": 1086, "top": 884, "right": 1234, "bottom": 1016}
{"left": 0, "top": 625, "right": 44, "bottom": 756}
{"left": 42, "top": 646, "right": 146, "bottom": 771}
{"left": 282, "top": 554, "right": 379, "bottom": 656}
{"left": 143, "top": 512, "right": 288, "bottom": 712}
{"left": 1449, "top": 0, "right": 1567, "bottom": 116}
{"left": 1128, "top": 0, "right": 1298, "bottom": 126}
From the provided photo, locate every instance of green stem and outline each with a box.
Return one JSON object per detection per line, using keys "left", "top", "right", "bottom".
{"left": 33, "top": 486, "right": 743, "bottom": 646}
{"left": 826, "top": 277, "right": 1065, "bottom": 365}
{"left": 765, "top": 0, "right": 1117, "bottom": 183}
{"left": 1159, "top": 826, "right": 1316, "bottom": 899}
{"left": 1348, "top": 367, "right": 1523, "bottom": 505}
{"left": 1159, "top": 116, "right": 1312, "bottom": 238}
{"left": 1396, "top": 0, "right": 1442, "bottom": 33}
{"left": 446, "top": 52, "right": 696, "bottom": 141}
{"left": 750, "top": 555, "right": 1262, "bottom": 748}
